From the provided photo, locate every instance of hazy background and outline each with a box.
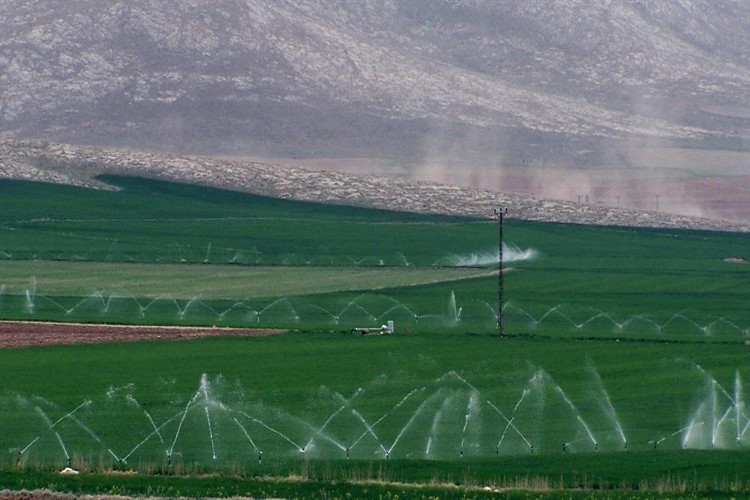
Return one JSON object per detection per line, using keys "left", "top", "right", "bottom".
{"left": 2, "top": 0, "right": 749, "bottom": 221}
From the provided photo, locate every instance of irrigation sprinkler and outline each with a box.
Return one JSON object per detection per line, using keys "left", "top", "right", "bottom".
{"left": 494, "top": 207, "right": 508, "bottom": 337}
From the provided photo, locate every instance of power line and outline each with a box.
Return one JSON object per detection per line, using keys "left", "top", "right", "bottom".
{"left": 493, "top": 207, "right": 508, "bottom": 337}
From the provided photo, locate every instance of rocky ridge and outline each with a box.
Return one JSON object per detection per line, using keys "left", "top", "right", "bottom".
{"left": 1, "top": 139, "right": 746, "bottom": 233}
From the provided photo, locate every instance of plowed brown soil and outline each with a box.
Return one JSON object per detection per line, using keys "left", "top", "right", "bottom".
{"left": 0, "top": 321, "right": 284, "bottom": 348}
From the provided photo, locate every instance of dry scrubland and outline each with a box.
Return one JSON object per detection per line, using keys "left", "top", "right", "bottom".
{"left": 1, "top": 139, "right": 747, "bottom": 232}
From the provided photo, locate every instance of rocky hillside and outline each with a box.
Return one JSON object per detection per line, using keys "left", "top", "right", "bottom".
{"left": 2, "top": 1, "right": 749, "bottom": 163}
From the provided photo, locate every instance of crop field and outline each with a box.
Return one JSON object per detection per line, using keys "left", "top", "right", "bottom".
{"left": 1, "top": 176, "right": 749, "bottom": 497}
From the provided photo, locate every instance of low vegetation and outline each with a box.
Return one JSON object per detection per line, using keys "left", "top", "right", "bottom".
{"left": 0, "top": 176, "right": 748, "bottom": 497}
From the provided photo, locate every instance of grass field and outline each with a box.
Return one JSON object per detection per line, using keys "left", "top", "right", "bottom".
{"left": 0, "top": 176, "right": 749, "bottom": 497}
{"left": 2, "top": 176, "right": 748, "bottom": 338}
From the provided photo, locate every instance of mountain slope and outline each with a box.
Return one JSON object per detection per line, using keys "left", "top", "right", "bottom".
{"left": 1, "top": 0, "right": 749, "bottom": 162}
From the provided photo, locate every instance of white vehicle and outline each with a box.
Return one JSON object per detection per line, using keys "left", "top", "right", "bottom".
{"left": 351, "top": 320, "right": 394, "bottom": 336}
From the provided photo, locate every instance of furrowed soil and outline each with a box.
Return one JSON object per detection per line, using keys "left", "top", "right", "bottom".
{"left": 0, "top": 321, "right": 284, "bottom": 348}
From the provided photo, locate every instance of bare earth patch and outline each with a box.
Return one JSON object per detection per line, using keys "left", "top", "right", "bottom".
{"left": 1, "top": 490, "right": 133, "bottom": 500}
{"left": 0, "top": 321, "right": 284, "bottom": 348}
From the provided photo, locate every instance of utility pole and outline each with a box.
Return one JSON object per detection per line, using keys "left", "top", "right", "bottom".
{"left": 494, "top": 207, "right": 508, "bottom": 337}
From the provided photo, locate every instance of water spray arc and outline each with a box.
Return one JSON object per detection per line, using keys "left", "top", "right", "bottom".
{"left": 8, "top": 275, "right": 748, "bottom": 340}
{"left": 6, "top": 366, "right": 750, "bottom": 467}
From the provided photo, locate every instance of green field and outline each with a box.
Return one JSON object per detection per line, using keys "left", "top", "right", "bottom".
{"left": 1, "top": 176, "right": 749, "bottom": 497}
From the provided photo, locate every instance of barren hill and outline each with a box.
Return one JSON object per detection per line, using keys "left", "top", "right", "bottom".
{"left": 2, "top": 0, "right": 749, "bottom": 163}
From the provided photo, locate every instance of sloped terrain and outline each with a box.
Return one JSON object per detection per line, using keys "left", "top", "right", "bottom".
{"left": 1, "top": 1, "right": 749, "bottom": 162}
{"left": 1, "top": 139, "right": 747, "bottom": 231}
